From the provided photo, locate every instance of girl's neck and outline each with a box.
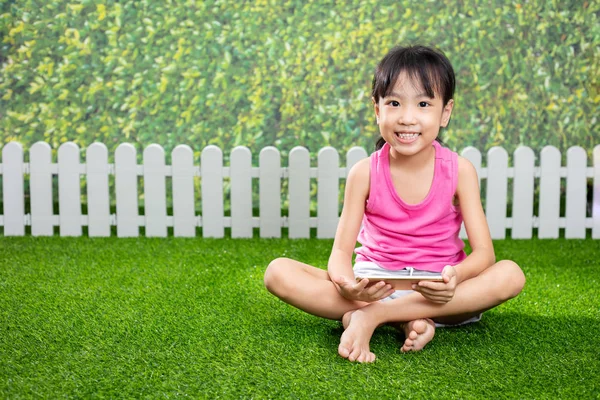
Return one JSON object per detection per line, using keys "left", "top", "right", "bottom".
{"left": 388, "top": 143, "right": 436, "bottom": 171}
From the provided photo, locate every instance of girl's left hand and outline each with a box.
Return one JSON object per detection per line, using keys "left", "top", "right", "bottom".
{"left": 411, "top": 265, "right": 457, "bottom": 304}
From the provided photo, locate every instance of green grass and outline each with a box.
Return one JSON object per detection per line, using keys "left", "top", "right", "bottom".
{"left": 1, "top": 237, "right": 598, "bottom": 398}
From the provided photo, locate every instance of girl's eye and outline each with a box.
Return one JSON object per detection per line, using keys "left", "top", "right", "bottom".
{"left": 390, "top": 101, "right": 400, "bottom": 107}
{"left": 419, "top": 101, "right": 430, "bottom": 107}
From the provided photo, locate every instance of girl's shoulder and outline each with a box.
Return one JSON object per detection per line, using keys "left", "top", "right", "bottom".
{"left": 345, "top": 157, "right": 371, "bottom": 201}
{"left": 347, "top": 156, "right": 371, "bottom": 183}
{"left": 456, "top": 155, "right": 479, "bottom": 195}
{"left": 457, "top": 155, "right": 476, "bottom": 176}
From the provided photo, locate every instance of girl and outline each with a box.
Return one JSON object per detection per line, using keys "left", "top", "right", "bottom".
{"left": 264, "top": 45, "right": 525, "bottom": 363}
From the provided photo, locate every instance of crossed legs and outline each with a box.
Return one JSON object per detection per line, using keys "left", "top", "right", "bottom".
{"left": 264, "top": 258, "right": 525, "bottom": 362}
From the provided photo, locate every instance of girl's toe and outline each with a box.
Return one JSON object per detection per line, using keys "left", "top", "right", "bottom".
{"left": 349, "top": 347, "right": 361, "bottom": 362}
{"left": 357, "top": 351, "right": 368, "bottom": 363}
{"left": 338, "top": 344, "right": 350, "bottom": 358}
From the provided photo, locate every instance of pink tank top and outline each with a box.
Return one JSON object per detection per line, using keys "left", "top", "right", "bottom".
{"left": 355, "top": 141, "right": 467, "bottom": 272}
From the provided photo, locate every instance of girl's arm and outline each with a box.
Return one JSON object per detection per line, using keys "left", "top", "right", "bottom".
{"left": 327, "top": 158, "right": 370, "bottom": 282}
{"left": 453, "top": 156, "right": 496, "bottom": 283}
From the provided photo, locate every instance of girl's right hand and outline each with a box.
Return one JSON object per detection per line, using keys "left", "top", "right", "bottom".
{"left": 333, "top": 276, "right": 395, "bottom": 302}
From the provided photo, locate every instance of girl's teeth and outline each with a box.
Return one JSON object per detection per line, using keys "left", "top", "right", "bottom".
{"left": 398, "top": 133, "right": 419, "bottom": 139}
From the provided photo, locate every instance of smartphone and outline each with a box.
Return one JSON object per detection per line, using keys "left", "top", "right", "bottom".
{"left": 355, "top": 273, "right": 443, "bottom": 290}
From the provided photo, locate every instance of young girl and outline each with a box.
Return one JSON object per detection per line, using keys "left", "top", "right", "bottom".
{"left": 264, "top": 45, "right": 525, "bottom": 363}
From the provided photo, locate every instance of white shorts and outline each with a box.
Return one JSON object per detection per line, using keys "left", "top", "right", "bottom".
{"left": 353, "top": 261, "right": 482, "bottom": 328}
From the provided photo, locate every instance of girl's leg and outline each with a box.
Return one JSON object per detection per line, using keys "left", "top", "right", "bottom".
{"left": 263, "top": 257, "right": 368, "bottom": 320}
{"left": 340, "top": 260, "right": 525, "bottom": 360}
{"left": 265, "top": 257, "right": 380, "bottom": 362}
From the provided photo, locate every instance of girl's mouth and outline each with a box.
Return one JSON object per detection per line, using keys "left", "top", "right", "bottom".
{"left": 395, "top": 132, "right": 420, "bottom": 143}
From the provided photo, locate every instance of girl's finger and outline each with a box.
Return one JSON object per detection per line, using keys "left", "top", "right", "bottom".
{"left": 416, "top": 280, "right": 447, "bottom": 291}
{"left": 366, "top": 281, "right": 387, "bottom": 296}
{"left": 354, "top": 277, "right": 370, "bottom": 290}
{"left": 412, "top": 284, "right": 434, "bottom": 294}
{"left": 415, "top": 286, "right": 451, "bottom": 298}
{"left": 382, "top": 288, "right": 396, "bottom": 299}
{"left": 371, "top": 285, "right": 394, "bottom": 300}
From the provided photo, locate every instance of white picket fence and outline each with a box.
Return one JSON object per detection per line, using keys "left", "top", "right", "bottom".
{"left": 1, "top": 141, "right": 599, "bottom": 239}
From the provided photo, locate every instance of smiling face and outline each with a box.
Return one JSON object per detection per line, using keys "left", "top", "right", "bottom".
{"left": 374, "top": 71, "right": 454, "bottom": 159}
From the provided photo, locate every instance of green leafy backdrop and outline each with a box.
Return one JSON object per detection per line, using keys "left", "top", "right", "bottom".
{"left": 1, "top": 0, "right": 598, "bottom": 161}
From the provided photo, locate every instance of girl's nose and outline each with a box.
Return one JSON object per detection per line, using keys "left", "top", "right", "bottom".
{"left": 397, "top": 107, "right": 417, "bottom": 125}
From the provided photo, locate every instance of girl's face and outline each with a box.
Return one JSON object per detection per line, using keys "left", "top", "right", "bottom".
{"left": 373, "top": 71, "right": 453, "bottom": 159}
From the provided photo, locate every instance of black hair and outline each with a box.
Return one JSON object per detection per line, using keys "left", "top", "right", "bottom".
{"left": 372, "top": 45, "right": 455, "bottom": 150}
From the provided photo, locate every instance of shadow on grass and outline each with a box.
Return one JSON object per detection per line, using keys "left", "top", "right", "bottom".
{"left": 269, "top": 309, "right": 600, "bottom": 358}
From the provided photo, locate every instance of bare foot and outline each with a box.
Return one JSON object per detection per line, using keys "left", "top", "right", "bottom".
{"left": 338, "top": 310, "right": 377, "bottom": 363}
{"left": 401, "top": 319, "right": 436, "bottom": 352}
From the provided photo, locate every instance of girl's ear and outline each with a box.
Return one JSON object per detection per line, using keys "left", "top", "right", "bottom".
{"left": 441, "top": 99, "right": 454, "bottom": 127}
{"left": 372, "top": 97, "right": 380, "bottom": 124}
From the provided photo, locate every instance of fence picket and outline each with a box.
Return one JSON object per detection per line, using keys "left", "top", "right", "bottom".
{"left": 346, "top": 147, "right": 368, "bottom": 173}
{"left": 143, "top": 145, "right": 167, "bottom": 237}
{"left": 2, "top": 142, "right": 25, "bottom": 236}
{"left": 260, "top": 147, "right": 281, "bottom": 238}
{"left": 30, "top": 142, "right": 53, "bottom": 236}
{"left": 288, "top": 146, "right": 310, "bottom": 238}
{"left": 201, "top": 146, "right": 224, "bottom": 238}
{"left": 317, "top": 147, "right": 339, "bottom": 238}
{"left": 565, "top": 146, "right": 587, "bottom": 238}
{"left": 486, "top": 147, "right": 508, "bottom": 239}
{"left": 538, "top": 146, "right": 561, "bottom": 238}
{"left": 230, "top": 146, "right": 252, "bottom": 238}
{"left": 58, "top": 142, "right": 82, "bottom": 236}
{"left": 172, "top": 145, "right": 196, "bottom": 237}
{"left": 594, "top": 145, "right": 600, "bottom": 239}
{"left": 87, "top": 143, "right": 110, "bottom": 237}
{"left": 115, "top": 144, "right": 139, "bottom": 237}
{"left": 460, "top": 147, "right": 482, "bottom": 239}
{"left": 512, "top": 146, "right": 535, "bottom": 239}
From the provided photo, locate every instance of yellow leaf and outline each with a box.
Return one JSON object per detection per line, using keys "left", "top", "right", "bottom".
{"left": 68, "top": 4, "right": 84, "bottom": 14}
{"left": 29, "top": 82, "right": 42, "bottom": 94}
{"left": 65, "top": 28, "right": 80, "bottom": 41}
{"left": 97, "top": 4, "right": 106, "bottom": 21}
{"left": 159, "top": 76, "right": 168, "bottom": 93}
{"left": 9, "top": 22, "right": 24, "bottom": 37}
{"left": 58, "top": 89, "right": 70, "bottom": 100}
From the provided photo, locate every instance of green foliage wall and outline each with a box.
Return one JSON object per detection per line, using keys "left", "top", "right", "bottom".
{"left": 1, "top": 0, "right": 598, "bottom": 160}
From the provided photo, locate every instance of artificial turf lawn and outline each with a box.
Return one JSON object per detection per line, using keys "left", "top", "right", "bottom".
{"left": 1, "top": 236, "right": 598, "bottom": 398}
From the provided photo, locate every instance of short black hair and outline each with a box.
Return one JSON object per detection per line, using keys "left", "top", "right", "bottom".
{"left": 372, "top": 45, "right": 455, "bottom": 106}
